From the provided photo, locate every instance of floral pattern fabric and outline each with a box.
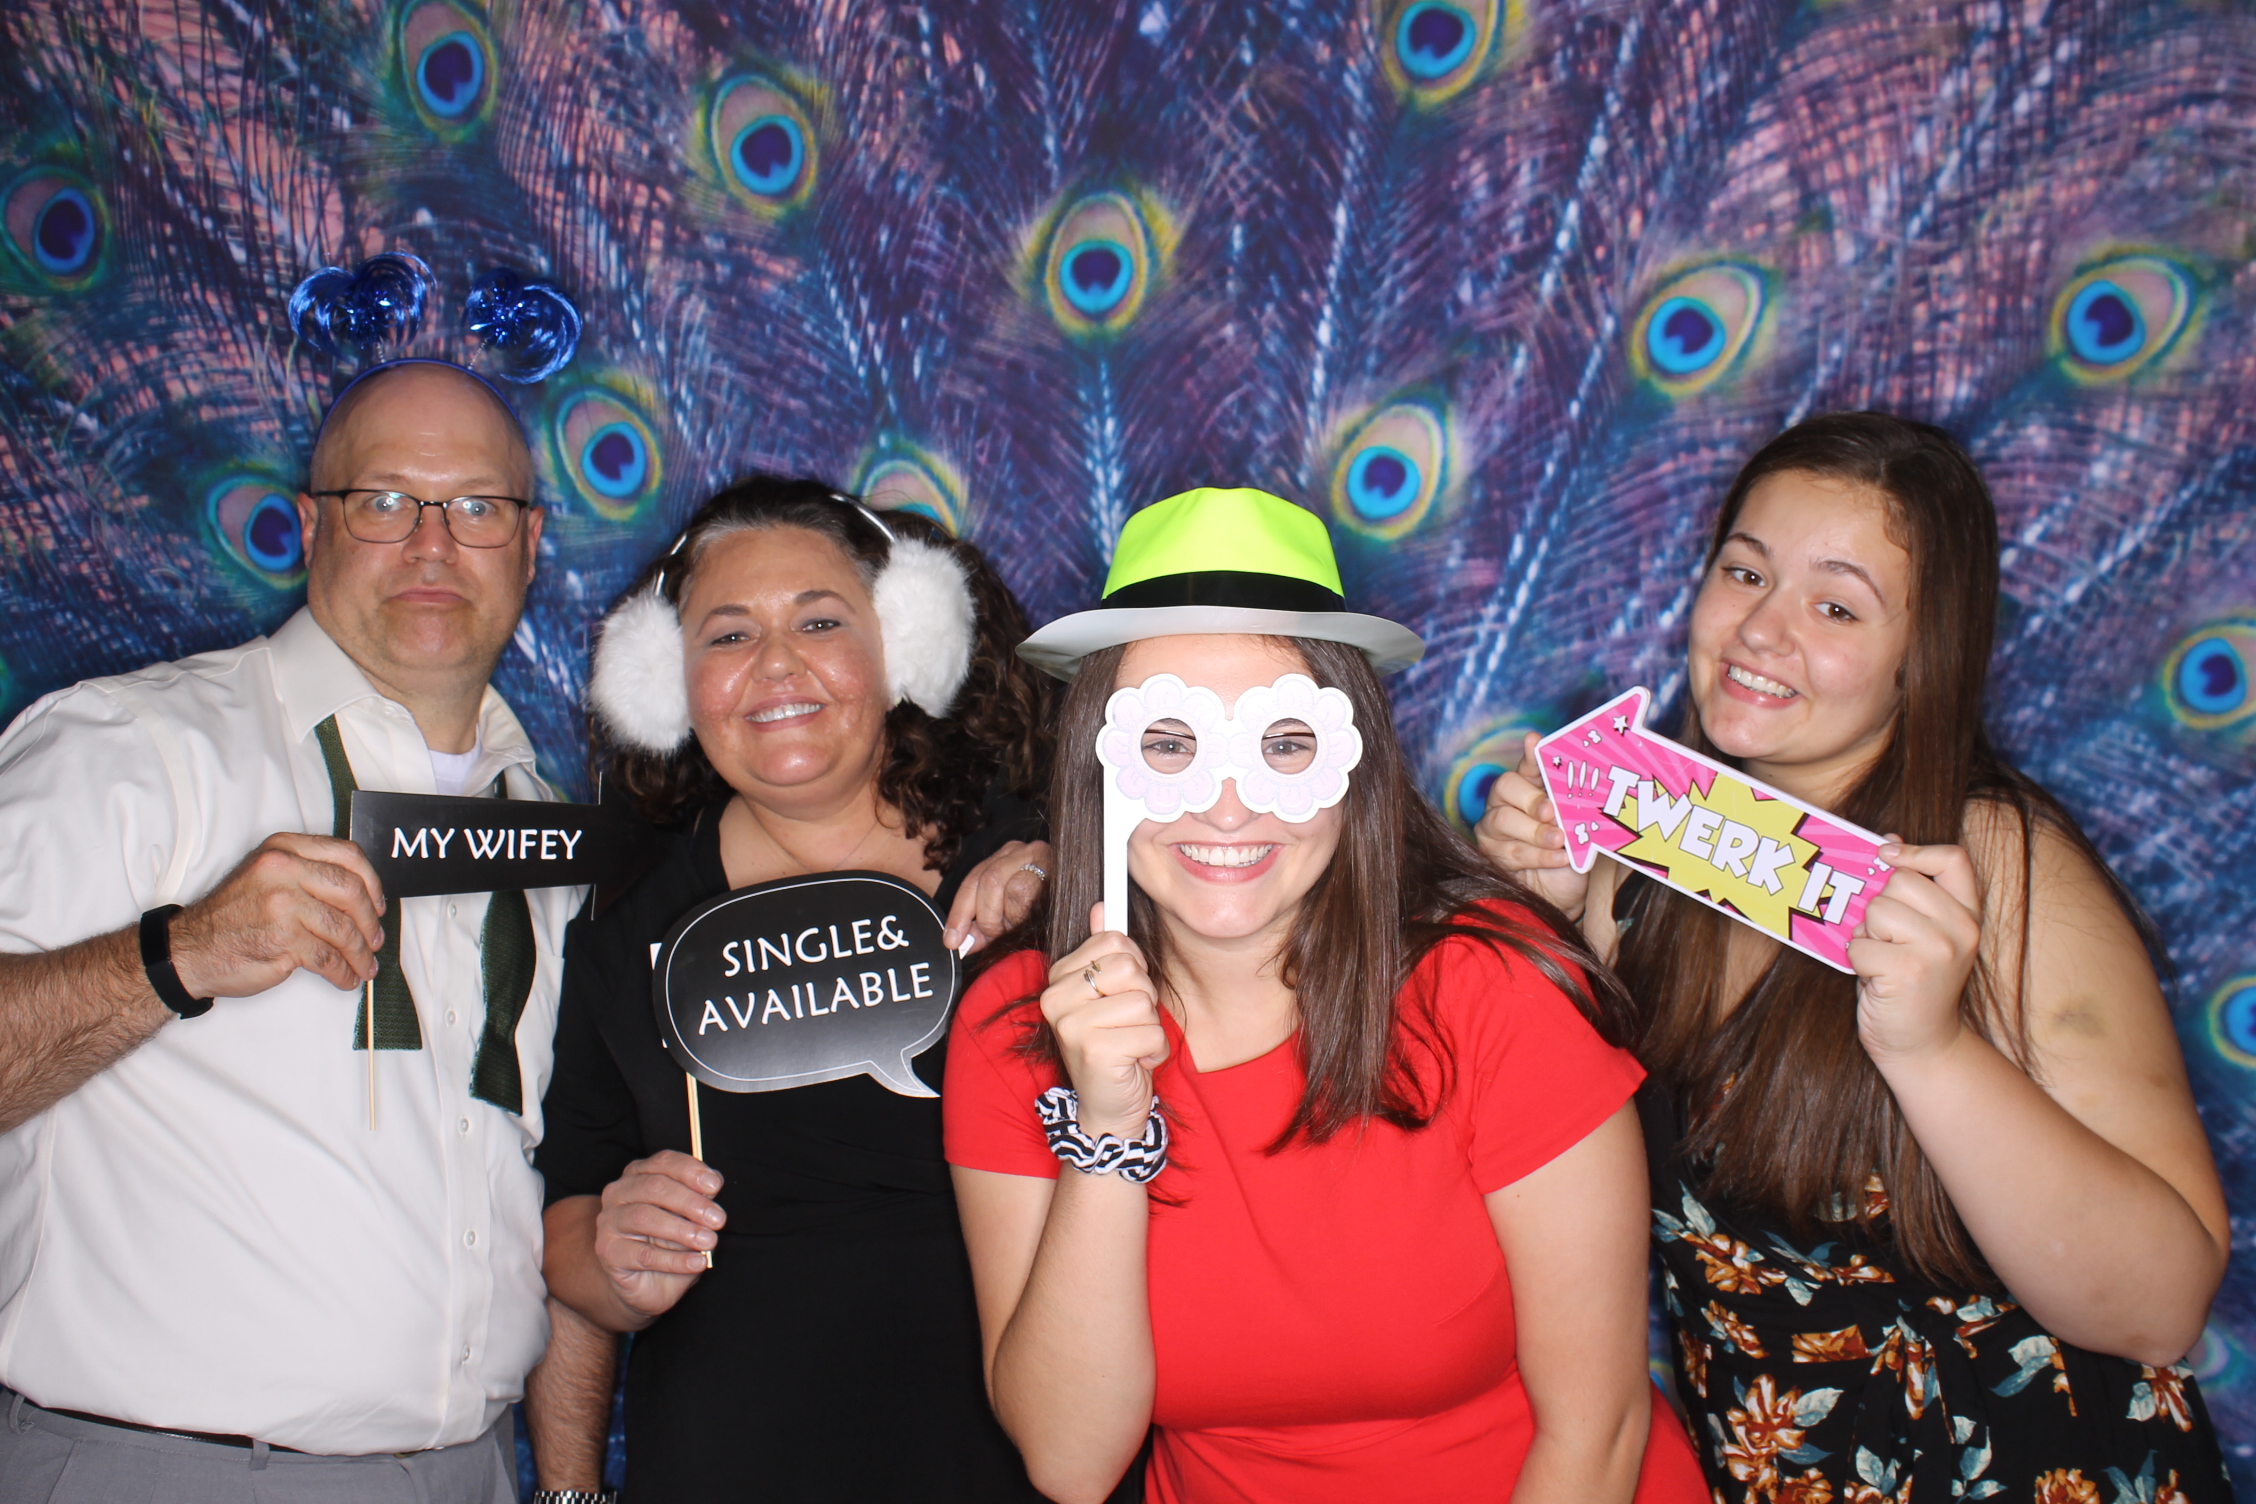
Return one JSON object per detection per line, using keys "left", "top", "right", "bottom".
{"left": 1653, "top": 1178, "right": 2231, "bottom": 1504}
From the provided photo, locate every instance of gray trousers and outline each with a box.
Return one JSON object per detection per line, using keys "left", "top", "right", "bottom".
{"left": 0, "top": 1393, "right": 516, "bottom": 1504}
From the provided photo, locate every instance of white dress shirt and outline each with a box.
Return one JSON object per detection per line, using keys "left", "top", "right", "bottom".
{"left": 0, "top": 608, "right": 582, "bottom": 1453}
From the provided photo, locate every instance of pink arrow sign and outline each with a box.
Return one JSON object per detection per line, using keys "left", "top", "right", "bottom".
{"left": 1534, "top": 687, "right": 1894, "bottom": 973}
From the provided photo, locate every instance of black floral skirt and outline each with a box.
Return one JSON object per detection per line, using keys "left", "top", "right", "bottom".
{"left": 1653, "top": 1178, "right": 2232, "bottom": 1504}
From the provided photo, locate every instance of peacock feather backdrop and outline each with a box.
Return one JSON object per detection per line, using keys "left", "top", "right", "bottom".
{"left": 4, "top": 0, "right": 2256, "bottom": 1486}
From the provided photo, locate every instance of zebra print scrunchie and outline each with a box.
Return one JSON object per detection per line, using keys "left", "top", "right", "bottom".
{"left": 1035, "top": 1086, "right": 1169, "bottom": 1183}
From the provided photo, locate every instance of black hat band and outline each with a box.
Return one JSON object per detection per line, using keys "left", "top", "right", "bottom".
{"left": 1098, "top": 571, "right": 1347, "bottom": 614}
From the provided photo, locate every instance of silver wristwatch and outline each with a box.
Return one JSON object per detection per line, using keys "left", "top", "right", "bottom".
{"left": 530, "top": 1491, "right": 616, "bottom": 1504}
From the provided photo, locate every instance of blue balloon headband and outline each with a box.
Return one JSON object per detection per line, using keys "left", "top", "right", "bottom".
{"left": 292, "top": 252, "right": 582, "bottom": 446}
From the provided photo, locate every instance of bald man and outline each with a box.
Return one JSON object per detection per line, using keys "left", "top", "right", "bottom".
{"left": 0, "top": 361, "right": 586, "bottom": 1502}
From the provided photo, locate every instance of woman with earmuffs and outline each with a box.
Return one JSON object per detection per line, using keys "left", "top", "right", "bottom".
{"left": 533, "top": 476, "right": 1057, "bottom": 1501}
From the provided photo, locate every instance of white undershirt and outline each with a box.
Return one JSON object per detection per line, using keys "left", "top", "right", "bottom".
{"left": 429, "top": 738, "right": 483, "bottom": 797}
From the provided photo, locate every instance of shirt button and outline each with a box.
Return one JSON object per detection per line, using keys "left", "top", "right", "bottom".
{"left": 457, "top": 1116, "right": 471, "bottom": 1135}
{"left": 448, "top": 903, "right": 459, "bottom": 918}
{"left": 460, "top": 1344, "right": 472, "bottom": 1364}
{"left": 463, "top": 1230, "right": 478, "bottom": 1248}
{"left": 445, "top": 1010, "right": 458, "bottom": 1027}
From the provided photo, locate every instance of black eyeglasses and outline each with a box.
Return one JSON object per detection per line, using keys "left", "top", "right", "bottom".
{"left": 309, "top": 489, "right": 533, "bottom": 548}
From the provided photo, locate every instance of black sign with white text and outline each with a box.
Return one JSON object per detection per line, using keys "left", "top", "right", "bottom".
{"left": 652, "top": 871, "right": 958, "bottom": 1099}
{"left": 349, "top": 790, "right": 653, "bottom": 897}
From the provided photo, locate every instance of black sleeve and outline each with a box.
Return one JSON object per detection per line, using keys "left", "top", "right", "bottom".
{"left": 933, "top": 783, "right": 1049, "bottom": 916}
{"left": 965, "top": 779, "right": 1047, "bottom": 865}
{"left": 535, "top": 912, "right": 650, "bottom": 1206}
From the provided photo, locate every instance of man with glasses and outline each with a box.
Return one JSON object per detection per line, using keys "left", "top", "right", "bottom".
{"left": 0, "top": 360, "right": 591, "bottom": 1502}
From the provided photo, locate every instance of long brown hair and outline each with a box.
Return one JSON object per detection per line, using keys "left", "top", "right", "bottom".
{"left": 985, "top": 635, "right": 1632, "bottom": 1148}
{"left": 597, "top": 475, "right": 1056, "bottom": 871}
{"left": 1620, "top": 412, "right": 2146, "bottom": 1287}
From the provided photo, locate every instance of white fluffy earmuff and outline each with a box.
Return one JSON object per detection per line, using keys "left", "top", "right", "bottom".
{"left": 586, "top": 527, "right": 978, "bottom": 753}
{"left": 873, "top": 534, "right": 976, "bottom": 718}
{"left": 587, "top": 586, "right": 691, "bottom": 752}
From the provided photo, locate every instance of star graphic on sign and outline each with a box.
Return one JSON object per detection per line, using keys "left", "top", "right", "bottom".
{"left": 1612, "top": 715, "right": 1629, "bottom": 734}
{"left": 1550, "top": 754, "right": 1563, "bottom": 767}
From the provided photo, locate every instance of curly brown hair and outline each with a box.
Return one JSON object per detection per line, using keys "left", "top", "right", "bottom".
{"left": 596, "top": 475, "right": 1056, "bottom": 872}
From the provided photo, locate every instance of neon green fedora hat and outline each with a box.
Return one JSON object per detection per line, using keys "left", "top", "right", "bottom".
{"left": 1016, "top": 486, "right": 1425, "bottom": 679}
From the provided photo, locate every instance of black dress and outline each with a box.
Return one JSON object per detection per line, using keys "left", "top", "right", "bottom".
{"left": 1618, "top": 879, "right": 2233, "bottom": 1504}
{"left": 537, "top": 793, "right": 1046, "bottom": 1504}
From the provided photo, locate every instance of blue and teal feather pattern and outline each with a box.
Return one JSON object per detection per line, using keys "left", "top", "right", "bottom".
{"left": 4, "top": 0, "right": 2256, "bottom": 1486}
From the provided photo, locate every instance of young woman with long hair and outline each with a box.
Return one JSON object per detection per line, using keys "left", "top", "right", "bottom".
{"left": 944, "top": 487, "right": 1706, "bottom": 1504}
{"left": 1479, "top": 413, "right": 2231, "bottom": 1501}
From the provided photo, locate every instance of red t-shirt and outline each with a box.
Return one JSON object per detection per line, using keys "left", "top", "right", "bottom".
{"left": 944, "top": 912, "right": 1707, "bottom": 1503}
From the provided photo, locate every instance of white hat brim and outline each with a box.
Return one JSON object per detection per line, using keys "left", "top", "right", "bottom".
{"left": 1016, "top": 605, "right": 1425, "bottom": 679}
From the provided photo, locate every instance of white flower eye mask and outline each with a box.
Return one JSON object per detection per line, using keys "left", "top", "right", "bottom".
{"left": 1095, "top": 672, "right": 1363, "bottom": 924}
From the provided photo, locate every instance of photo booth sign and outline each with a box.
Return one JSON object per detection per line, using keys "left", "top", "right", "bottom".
{"left": 651, "top": 871, "right": 957, "bottom": 1099}
{"left": 1535, "top": 687, "right": 1895, "bottom": 973}
{"left": 349, "top": 790, "right": 650, "bottom": 897}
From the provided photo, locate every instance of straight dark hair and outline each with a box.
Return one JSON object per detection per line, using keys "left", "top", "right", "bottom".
{"left": 1617, "top": 411, "right": 2148, "bottom": 1288}
{"left": 983, "top": 635, "right": 1632, "bottom": 1147}
{"left": 598, "top": 475, "right": 1056, "bottom": 872}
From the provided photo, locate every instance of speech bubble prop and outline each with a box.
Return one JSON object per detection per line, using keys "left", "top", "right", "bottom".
{"left": 652, "top": 871, "right": 957, "bottom": 1098}
{"left": 1535, "top": 687, "right": 1894, "bottom": 973}
{"left": 350, "top": 790, "right": 657, "bottom": 897}
{"left": 1094, "top": 672, "right": 1362, "bottom": 925}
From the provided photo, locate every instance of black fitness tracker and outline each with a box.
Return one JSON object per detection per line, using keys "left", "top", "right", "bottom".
{"left": 138, "top": 905, "right": 214, "bottom": 1019}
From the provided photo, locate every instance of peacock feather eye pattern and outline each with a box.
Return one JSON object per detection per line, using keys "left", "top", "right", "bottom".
{"left": 2161, "top": 619, "right": 2256, "bottom": 735}
{"left": 0, "top": 167, "right": 106, "bottom": 291}
{"left": 1327, "top": 398, "right": 1450, "bottom": 538}
{"left": 397, "top": 0, "right": 498, "bottom": 135}
{"left": 1379, "top": 0, "right": 1513, "bottom": 105}
{"left": 546, "top": 382, "right": 662, "bottom": 522}
{"left": 1437, "top": 718, "right": 1545, "bottom": 834}
{"left": 206, "top": 478, "right": 305, "bottom": 587}
{"left": 707, "top": 75, "right": 819, "bottom": 216}
{"left": 2208, "top": 976, "right": 2256, "bottom": 1070}
{"left": 1627, "top": 263, "right": 1770, "bottom": 398}
{"left": 1036, "top": 190, "right": 1170, "bottom": 338}
{"left": 855, "top": 444, "right": 966, "bottom": 535}
{"left": 2050, "top": 254, "right": 2198, "bottom": 383}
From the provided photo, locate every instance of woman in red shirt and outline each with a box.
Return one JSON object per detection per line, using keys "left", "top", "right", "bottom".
{"left": 945, "top": 487, "right": 1705, "bottom": 1504}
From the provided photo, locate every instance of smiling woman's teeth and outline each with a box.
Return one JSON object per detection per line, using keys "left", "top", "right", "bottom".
{"left": 750, "top": 702, "right": 823, "bottom": 723}
{"left": 1726, "top": 665, "right": 1798, "bottom": 699}
{"left": 1177, "top": 843, "right": 1276, "bottom": 869}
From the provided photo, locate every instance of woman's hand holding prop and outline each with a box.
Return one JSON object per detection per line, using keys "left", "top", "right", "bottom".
{"left": 1041, "top": 905, "right": 1168, "bottom": 1140}
{"left": 591, "top": 1149, "right": 725, "bottom": 1322}
{"left": 1474, "top": 732, "right": 1592, "bottom": 920}
{"left": 1849, "top": 839, "right": 1983, "bottom": 1067}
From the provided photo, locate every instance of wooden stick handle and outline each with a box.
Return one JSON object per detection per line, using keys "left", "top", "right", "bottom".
{"left": 365, "top": 981, "right": 377, "bottom": 1131}
{"left": 685, "top": 1074, "right": 712, "bottom": 1269}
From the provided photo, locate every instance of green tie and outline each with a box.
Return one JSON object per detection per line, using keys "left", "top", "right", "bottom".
{"left": 473, "top": 887, "right": 535, "bottom": 1113}
{"left": 314, "top": 715, "right": 538, "bottom": 1112}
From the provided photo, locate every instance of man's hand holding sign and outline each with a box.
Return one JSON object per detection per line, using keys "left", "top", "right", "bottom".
{"left": 0, "top": 830, "right": 391, "bottom": 1137}
{"left": 168, "top": 833, "right": 392, "bottom": 1002}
